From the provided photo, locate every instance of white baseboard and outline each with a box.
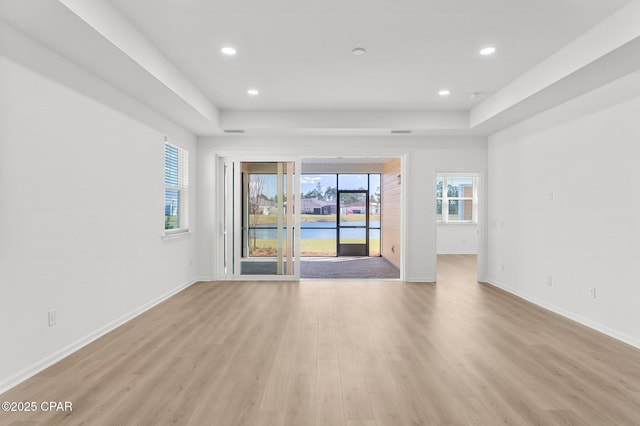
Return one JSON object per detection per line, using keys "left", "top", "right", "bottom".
{"left": 405, "top": 276, "right": 436, "bottom": 283}
{"left": 0, "top": 277, "right": 199, "bottom": 395}
{"left": 485, "top": 279, "right": 640, "bottom": 350}
{"left": 436, "top": 250, "right": 478, "bottom": 255}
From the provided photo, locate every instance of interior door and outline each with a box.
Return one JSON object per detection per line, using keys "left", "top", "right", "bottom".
{"left": 337, "top": 190, "right": 368, "bottom": 256}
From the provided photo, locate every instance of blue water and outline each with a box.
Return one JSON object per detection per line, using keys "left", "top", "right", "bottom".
{"left": 300, "top": 220, "right": 379, "bottom": 228}
{"left": 250, "top": 221, "right": 380, "bottom": 240}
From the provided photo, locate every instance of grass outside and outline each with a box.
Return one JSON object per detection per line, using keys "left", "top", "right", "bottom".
{"left": 165, "top": 215, "right": 178, "bottom": 230}
{"left": 248, "top": 238, "right": 381, "bottom": 257}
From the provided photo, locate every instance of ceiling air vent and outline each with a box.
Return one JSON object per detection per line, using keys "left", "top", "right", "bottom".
{"left": 390, "top": 130, "right": 412, "bottom": 134}
{"left": 223, "top": 129, "right": 245, "bottom": 134}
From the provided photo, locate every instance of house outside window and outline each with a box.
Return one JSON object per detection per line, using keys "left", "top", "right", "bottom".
{"left": 436, "top": 174, "right": 478, "bottom": 223}
{"left": 164, "top": 143, "right": 189, "bottom": 234}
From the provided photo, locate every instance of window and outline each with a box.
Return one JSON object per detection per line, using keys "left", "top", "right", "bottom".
{"left": 164, "top": 143, "right": 189, "bottom": 233}
{"left": 436, "top": 174, "right": 477, "bottom": 223}
{"left": 300, "top": 173, "right": 381, "bottom": 256}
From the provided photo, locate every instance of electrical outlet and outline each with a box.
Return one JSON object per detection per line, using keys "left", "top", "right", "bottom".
{"left": 588, "top": 287, "right": 596, "bottom": 299}
{"left": 48, "top": 310, "right": 57, "bottom": 327}
{"left": 546, "top": 275, "right": 553, "bottom": 286}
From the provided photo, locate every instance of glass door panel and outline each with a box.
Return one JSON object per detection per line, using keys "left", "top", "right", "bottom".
{"left": 233, "top": 161, "right": 297, "bottom": 277}
{"left": 300, "top": 174, "right": 337, "bottom": 257}
{"left": 339, "top": 228, "right": 366, "bottom": 243}
{"left": 338, "top": 190, "right": 368, "bottom": 256}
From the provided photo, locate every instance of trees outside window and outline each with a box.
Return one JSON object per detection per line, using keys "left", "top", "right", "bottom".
{"left": 436, "top": 174, "right": 478, "bottom": 223}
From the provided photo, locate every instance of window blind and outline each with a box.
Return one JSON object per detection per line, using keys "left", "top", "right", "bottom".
{"left": 164, "top": 143, "right": 189, "bottom": 232}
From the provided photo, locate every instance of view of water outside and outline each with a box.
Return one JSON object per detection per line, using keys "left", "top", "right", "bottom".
{"left": 246, "top": 173, "right": 381, "bottom": 257}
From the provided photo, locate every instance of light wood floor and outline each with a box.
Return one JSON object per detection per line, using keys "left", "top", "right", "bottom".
{"left": 2, "top": 255, "right": 640, "bottom": 425}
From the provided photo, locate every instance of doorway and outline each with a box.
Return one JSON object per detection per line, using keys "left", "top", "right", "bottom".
{"left": 220, "top": 158, "right": 299, "bottom": 280}
{"left": 337, "top": 190, "right": 369, "bottom": 256}
{"left": 217, "top": 156, "right": 403, "bottom": 280}
{"left": 299, "top": 158, "right": 400, "bottom": 279}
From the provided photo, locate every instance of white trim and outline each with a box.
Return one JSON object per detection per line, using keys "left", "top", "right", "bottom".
{"left": 0, "top": 277, "right": 200, "bottom": 395}
{"left": 476, "top": 170, "right": 488, "bottom": 283}
{"left": 437, "top": 250, "right": 478, "bottom": 255}
{"left": 400, "top": 154, "right": 407, "bottom": 282}
{"left": 484, "top": 279, "right": 640, "bottom": 350}
{"left": 405, "top": 276, "right": 436, "bottom": 283}
{"left": 162, "top": 230, "right": 191, "bottom": 241}
{"left": 436, "top": 221, "right": 477, "bottom": 225}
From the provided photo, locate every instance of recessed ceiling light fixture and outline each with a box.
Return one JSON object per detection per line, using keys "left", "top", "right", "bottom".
{"left": 479, "top": 46, "right": 496, "bottom": 56}
{"left": 438, "top": 89, "right": 451, "bottom": 96}
{"left": 247, "top": 88, "right": 259, "bottom": 96}
{"left": 221, "top": 46, "right": 237, "bottom": 56}
{"left": 352, "top": 47, "right": 367, "bottom": 56}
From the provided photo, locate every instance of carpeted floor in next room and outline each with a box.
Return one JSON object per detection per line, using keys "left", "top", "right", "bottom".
{"left": 301, "top": 256, "right": 400, "bottom": 279}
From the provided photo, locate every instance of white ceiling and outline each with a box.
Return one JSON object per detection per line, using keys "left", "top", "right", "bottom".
{"left": 302, "top": 157, "right": 392, "bottom": 166}
{"left": 1, "top": 0, "right": 639, "bottom": 135}
{"left": 109, "top": 0, "right": 628, "bottom": 111}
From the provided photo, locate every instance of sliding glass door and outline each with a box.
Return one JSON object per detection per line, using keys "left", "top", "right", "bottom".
{"left": 221, "top": 158, "right": 299, "bottom": 279}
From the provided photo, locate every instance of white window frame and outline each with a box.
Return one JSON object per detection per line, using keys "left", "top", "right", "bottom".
{"left": 164, "top": 142, "right": 190, "bottom": 236}
{"left": 437, "top": 173, "right": 478, "bottom": 224}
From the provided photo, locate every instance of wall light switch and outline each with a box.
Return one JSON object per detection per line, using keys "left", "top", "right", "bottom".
{"left": 48, "top": 310, "right": 57, "bottom": 327}
{"left": 547, "top": 189, "right": 554, "bottom": 200}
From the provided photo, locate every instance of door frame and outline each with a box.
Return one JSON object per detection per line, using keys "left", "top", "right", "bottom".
{"left": 212, "top": 154, "right": 406, "bottom": 282}
{"left": 217, "top": 155, "right": 301, "bottom": 281}
{"left": 337, "top": 189, "right": 369, "bottom": 256}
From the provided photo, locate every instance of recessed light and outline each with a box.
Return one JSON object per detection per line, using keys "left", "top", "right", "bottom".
{"left": 479, "top": 46, "right": 496, "bottom": 56}
{"left": 352, "top": 47, "right": 367, "bottom": 56}
{"left": 247, "top": 88, "right": 259, "bottom": 96}
{"left": 221, "top": 46, "right": 237, "bottom": 56}
{"left": 438, "top": 89, "right": 451, "bottom": 96}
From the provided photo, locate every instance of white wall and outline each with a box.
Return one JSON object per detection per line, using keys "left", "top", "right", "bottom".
{"left": 487, "top": 93, "right": 640, "bottom": 348}
{"left": 0, "top": 44, "right": 198, "bottom": 390}
{"left": 197, "top": 136, "right": 487, "bottom": 282}
{"left": 437, "top": 224, "right": 478, "bottom": 254}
